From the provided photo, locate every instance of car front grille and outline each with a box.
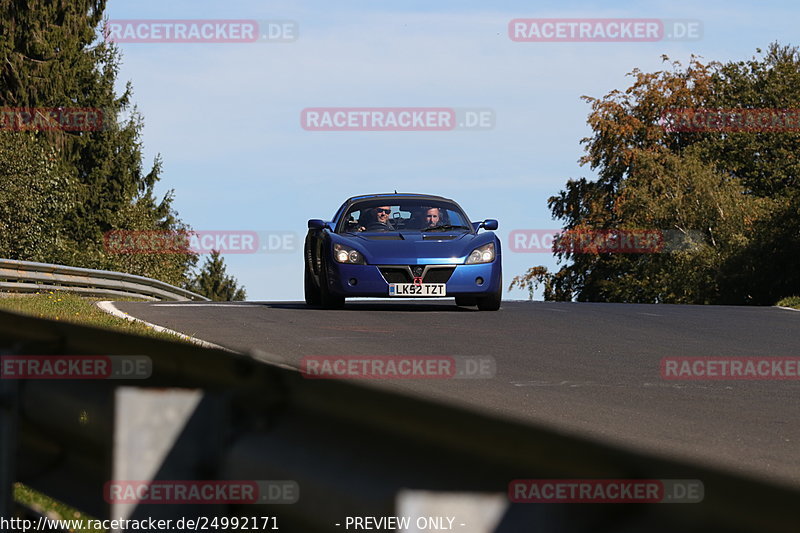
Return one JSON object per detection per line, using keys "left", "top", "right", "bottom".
{"left": 378, "top": 266, "right": 456, "bottom": 284}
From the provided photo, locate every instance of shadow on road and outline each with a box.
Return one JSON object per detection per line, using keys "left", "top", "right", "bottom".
{"left": 254, "top": 301, "right": 482, "bottom": 313}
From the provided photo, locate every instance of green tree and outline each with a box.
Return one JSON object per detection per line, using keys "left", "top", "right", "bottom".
{"left": 188, "top": 251, "right": 246, "bottom": 302}
{"left": 0, "top": 1, "right": 198, "bottom": 284}
{"left": 530, "top": 44, "right": 799, "bottom": 304}
{"left": 0, "top": 132, "right": 75, "bottom": 262}
{"left": 701, "top": 45, "right": 800, "bottom": 303}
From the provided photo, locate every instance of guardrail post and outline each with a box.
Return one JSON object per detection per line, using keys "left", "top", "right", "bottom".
{"left": 111, "top": 387, "right": 229, "bottom": 530}
{"left": 0, "top": 359, "right": 18, "bottom": 519}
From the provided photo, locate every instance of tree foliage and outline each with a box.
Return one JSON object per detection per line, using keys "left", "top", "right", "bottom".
{"left": 0, "top": 1, "right": 243, "bottom": 294}
{"left": 0, "top": 132, "right": 75, "bottom": 262}
{"left": 519, "top": 44, "right": 800, "bottom": 305}
{"left": 188, "top": 251, "right": 246, "bottom": 302}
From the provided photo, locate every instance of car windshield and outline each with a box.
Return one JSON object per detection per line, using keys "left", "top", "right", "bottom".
{"left": 337, "top": 200, "right": 471, "bottom": 233}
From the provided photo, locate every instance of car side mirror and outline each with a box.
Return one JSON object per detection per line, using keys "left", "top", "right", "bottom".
{"left": 308, "top": 219, "right": 329, "bottom": 230}
{"left": 481, "top": 219, "right": 498, "bottom": 231}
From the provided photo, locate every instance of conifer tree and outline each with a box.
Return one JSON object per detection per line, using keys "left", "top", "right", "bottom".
{"left": 0, "top": 1, "right": 197, "bottom": 284}
{"left": 188, "top": 251, "right": 246, "bottom": 301}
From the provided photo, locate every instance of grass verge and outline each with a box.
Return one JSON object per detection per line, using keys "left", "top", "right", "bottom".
{"left": 776, "top": 296, "right": 800, "bottom": 309}
{"left": 0, "top": 291, "right": 187, "bottom": 342}
{"left": 14, "top": 483, "right": 105, "bottom": 533}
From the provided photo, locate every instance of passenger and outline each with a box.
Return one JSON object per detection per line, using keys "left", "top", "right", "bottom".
{"left": 423, "top": 207, "right": 444, "bottom": 229}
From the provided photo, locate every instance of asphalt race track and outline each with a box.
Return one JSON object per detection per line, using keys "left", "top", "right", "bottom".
{"left": 113, "top": 299, "right": 800, "bottom": 489}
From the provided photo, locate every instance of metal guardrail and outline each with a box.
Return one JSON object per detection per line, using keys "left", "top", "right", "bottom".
{"left": 0, "top": 258, "right": 208, "bottom": 301}
{"left": 1, "top": 309, "right": 798, "bottom": 532}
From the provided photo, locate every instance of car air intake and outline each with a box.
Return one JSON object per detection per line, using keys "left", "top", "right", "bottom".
{"left": 378, "top": 266, "right": 456, "bottom": 284}
{"left": 379, "top": 267, "right": 411, "bottom": 283}
{"left": 363, "top": 235, "right": 404, "bottom": 240}
{"left": 423, "top": 267, "right": 455, "bottom": 283}
{"left": 422, "top": 234, "right": 459, "bottom": 240}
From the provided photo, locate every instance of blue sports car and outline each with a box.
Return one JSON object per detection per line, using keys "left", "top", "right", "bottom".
{"left": 304, "top": 193, "right": 501, "bottom": 310}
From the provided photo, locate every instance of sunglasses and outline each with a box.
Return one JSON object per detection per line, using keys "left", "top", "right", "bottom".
{"left": 376, "top": 208, "right": 391, "bottom": 214}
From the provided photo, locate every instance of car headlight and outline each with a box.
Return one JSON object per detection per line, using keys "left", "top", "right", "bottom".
{"left": 466, "top": 242, "right": 495, "bottom": 264}
{"left": 333, "top": 243, "right": 365, "bottom": 264}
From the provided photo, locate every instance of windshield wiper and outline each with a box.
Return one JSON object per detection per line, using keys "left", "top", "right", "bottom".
{"left": 422, "top": 224, "right": 471, "bottom": 232}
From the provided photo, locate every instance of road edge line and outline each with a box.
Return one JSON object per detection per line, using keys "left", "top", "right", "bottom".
{"left": 95, "top": 300, "right": 237, "bottom": 352}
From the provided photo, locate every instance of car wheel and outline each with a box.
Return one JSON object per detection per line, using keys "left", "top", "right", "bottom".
{"left": 476, "top": 278, "right": 501, "bottom": 311}
{"left": 304, "top": 263, "right": 321, "bottom": 305}
{"left": 319, "top": 259, "right": 345, "bottom": 309}
{"left": 455, "top": 296, "right": 477, "bottom": 307}
{"left": 476, "top": 290, "right": 501, "bottom": 311}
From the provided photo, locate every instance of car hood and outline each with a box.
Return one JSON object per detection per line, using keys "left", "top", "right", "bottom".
{"left": 337, "top": 232, "right": 493, "bottom": 265}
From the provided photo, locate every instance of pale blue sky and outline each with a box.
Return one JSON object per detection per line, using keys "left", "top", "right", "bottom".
{"left": 104, "top": 0, "right": 798, "bottom": 300}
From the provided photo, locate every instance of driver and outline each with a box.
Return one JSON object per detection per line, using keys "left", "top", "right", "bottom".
{"left": 359, "top": 206, "right": 394, "bottom": 232}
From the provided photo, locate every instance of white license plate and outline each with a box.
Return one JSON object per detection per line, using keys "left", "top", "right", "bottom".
{"left": 388, "top": 283, "right": 446, "bottom": 296}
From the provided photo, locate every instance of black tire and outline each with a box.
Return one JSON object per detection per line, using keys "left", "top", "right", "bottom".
{"left": 455, "top": 296, "right": 477, "bottom": 307}
{"left": 304, "top": 264, "right": 320, "bottom": 305}
{"left": 476, "top": 275, "right": 502, "bottom": 311}
{"left": 319, "top": 260, "right": 345, "bottom": 309}
{"left": 476, "top": 289, "right": 501, "bottom": 311}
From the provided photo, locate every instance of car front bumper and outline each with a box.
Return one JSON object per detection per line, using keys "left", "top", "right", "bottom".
{"left": 324, "top": 261, "right": 502, "bottom": 297}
